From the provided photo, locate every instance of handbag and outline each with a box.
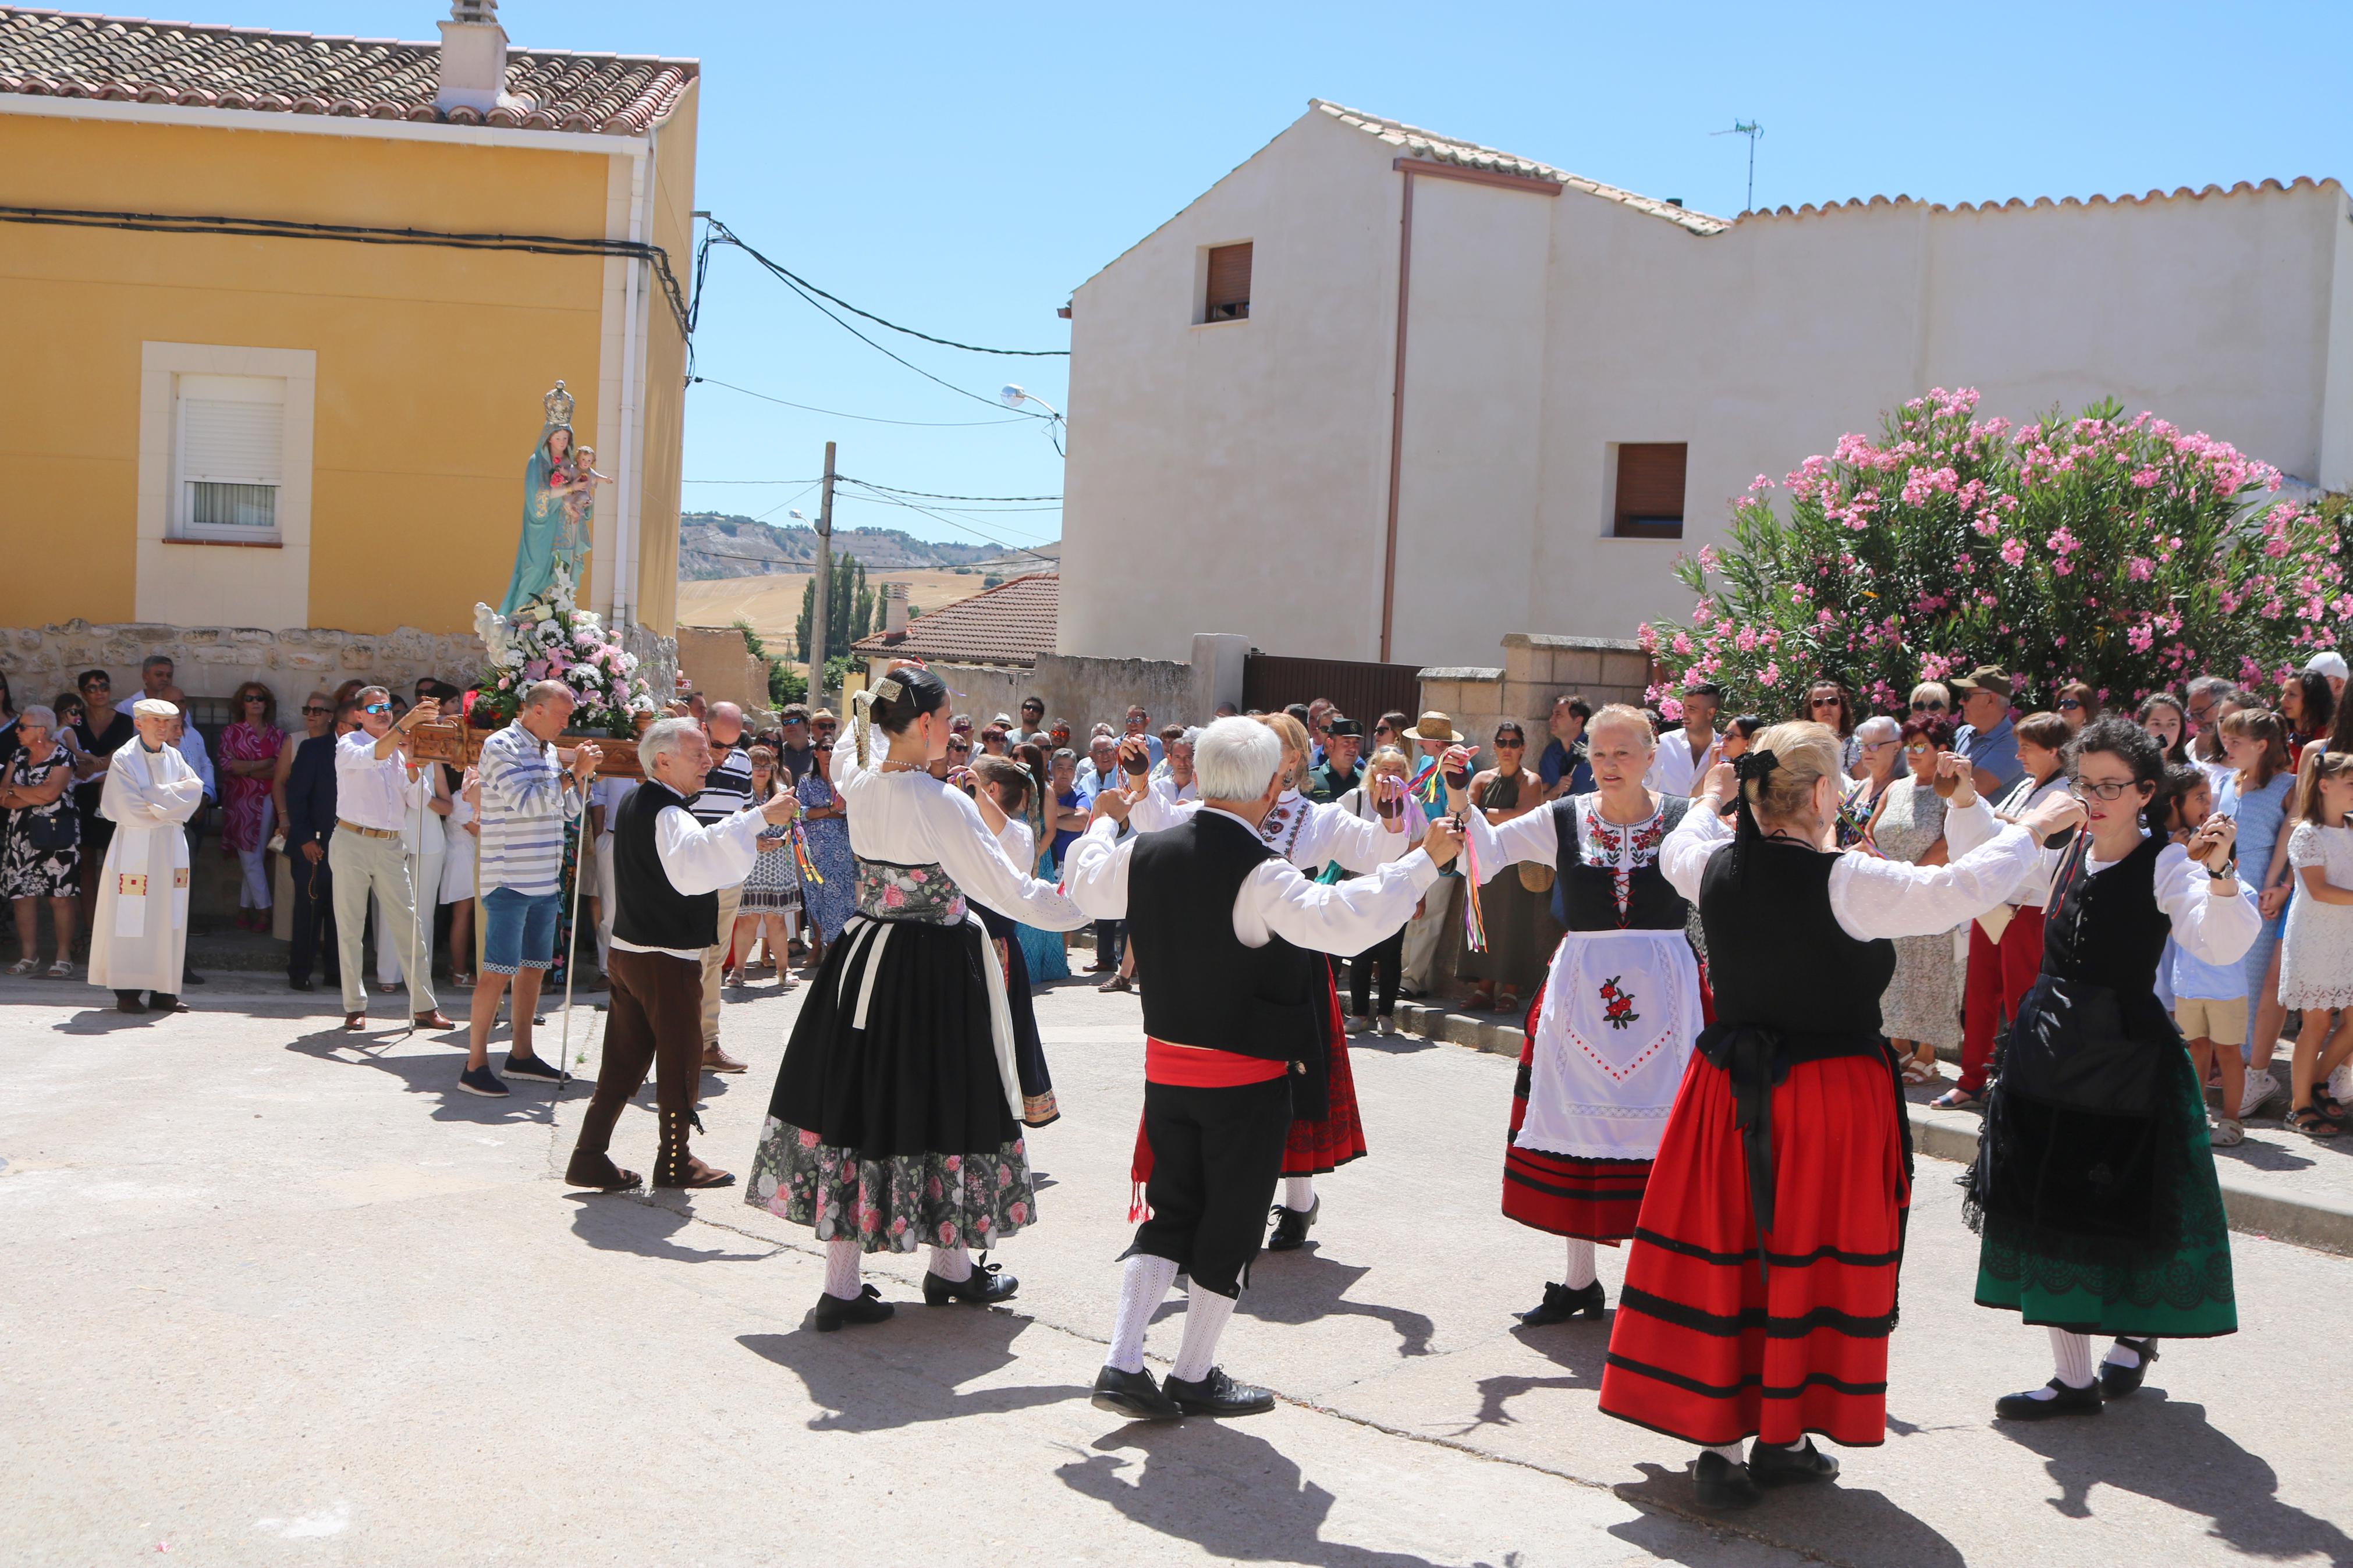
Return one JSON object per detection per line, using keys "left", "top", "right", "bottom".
{"left": 23, "top": 808, "right": 75, "bottom": 855}
{"left": 1517, "top": 862, "right": 1556, "bottom": 894}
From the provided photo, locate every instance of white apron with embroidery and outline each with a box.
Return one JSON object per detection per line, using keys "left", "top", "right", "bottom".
{"left": 87, "top": 741, "right": 205, "bottom": 993}
{"left": 1516, "top": 925, "right": 1701, "bottom": 1161}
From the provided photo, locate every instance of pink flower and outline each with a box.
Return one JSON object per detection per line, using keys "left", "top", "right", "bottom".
{"left": 798, "top": 1129, "right": 821, "bottom": 1148}
{"left": 937, "top": 1221, "right": 957, "bottom": 1246}
{"left": 1999, "top": 539, "right": 2028, "bottom": 567}
{"left": 2125, "top": 557, "right": 2154, "bottom": 582}
{"left": 1759, "top": 662, "right": 1782, "bottom": 688}
{"left": 1008, "top": 1201, "right": 1028, "bottom": 1226}
{"left": 944, "top": 1155, "right": 961, "bottom": 1173}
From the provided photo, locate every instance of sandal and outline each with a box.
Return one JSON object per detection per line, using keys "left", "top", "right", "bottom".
{"left": 2289, "top": 1104, "right": 2343, "bottom": 1139}
{"left": 1930, "top": 1086, "right": 1986, "bottom": 1111}
{"left": 6, "top": 958, "right": 38, "bottom": 976}
{"left": 45, "top": 960, "right": 73, "bottom": 979}
{"left": 449, "top": 971, "right": 474, "bottom": 989}
{"left": 2315, "top": 1086, "right": 2347, "bottom": 1121}
{"left": 1901, "top": 1058, "right": 1936, "bottom": 1086}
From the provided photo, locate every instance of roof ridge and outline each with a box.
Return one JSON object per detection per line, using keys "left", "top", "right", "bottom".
{"left": 0, "top": 3, "right": 698, "bottom": 66}
{"left": 1730, "top": 175, "right": 2343, "bottom": 225}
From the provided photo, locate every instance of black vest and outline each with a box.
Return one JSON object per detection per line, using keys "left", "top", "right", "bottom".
{"left": 2039, "top": 834, "right": 2171, "bottom": 994}
{"left": 612, "top": 781, "right": 719, "bottom": 951}
{"left": 1700, "top": 839, "right": 1894, "bottom": 1037}
{"left": 1550, "top": 792, "right": 1692, "bottom": 931}
{"left": 1129, "top": 811, "right": 1329, "bottom": 1111}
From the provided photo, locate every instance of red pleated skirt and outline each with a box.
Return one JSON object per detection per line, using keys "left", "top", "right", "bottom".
{"left": 1598, "top": 1049, "right": 1908, "bottom": 1448}
{"left": 1502, "top": 982, "right": 1648, "bottom": 1242}
{"left": 1282, "top": 963, "right": 1368, "bottom": 1177}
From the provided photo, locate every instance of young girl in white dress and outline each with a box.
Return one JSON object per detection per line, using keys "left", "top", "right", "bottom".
{"left": 2279, "top": 749, "right": 2353, "bottom": 1136}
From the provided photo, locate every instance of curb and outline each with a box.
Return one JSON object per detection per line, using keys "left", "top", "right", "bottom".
{"left": 1385, "top": 1001, "right": 2353, "bottom": 1259}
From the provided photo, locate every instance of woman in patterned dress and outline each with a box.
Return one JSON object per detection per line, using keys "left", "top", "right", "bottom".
{"left": 1865, "top": 717, "right": 1961, "bottom": 1083}
{"left": 730, "top": 745, "right": 801, "bottom": 989}
{"left": 3, "top": 706, "right": 80, "bottom": 976}
{"left": 794, "top": 739, "right": 855, "bottom": 963}
{"left": 217, "top": 682, "right": 285, "bottom": 932}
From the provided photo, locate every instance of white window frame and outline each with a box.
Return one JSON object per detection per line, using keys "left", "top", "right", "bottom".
{"left": 173, "top": 374, "right": 288, "bottom": 543}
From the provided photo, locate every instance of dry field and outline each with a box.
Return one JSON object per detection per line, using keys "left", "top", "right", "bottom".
{"left": 676, "top": 569, "right": 992, "bottom": 643}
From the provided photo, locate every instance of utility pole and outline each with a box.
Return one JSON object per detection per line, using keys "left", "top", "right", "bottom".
{"left": 1712, "top": 120, "right": 1763, "bottom": 212}
{"left": 810, "top": 440, "right": 836, "bottom": 703}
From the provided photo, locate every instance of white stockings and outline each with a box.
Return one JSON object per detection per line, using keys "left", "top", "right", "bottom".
{"left": 929, "top": 1243, "right": 973, "bottom": 1283}
{"left": 1563, "top": 1236, "right": 1598, "bottom": 1290}
{"left": 1283, "top": 1176, "right": 1315, "bottom": 1213}
{"left": 823, "top": 1236, "right": 862, "bottom": 1300}
{"left": 2047, "top": 1327, "right": 2095, "bottom": 1391}
{"left": 1169, "top": 1282, "right": 1237, "bottom": 1384}
{"left": 1106, "top": 1254, "right": 1179, "bottom": 1374}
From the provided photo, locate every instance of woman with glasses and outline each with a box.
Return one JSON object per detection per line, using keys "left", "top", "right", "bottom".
{"left": 793, "top": 732, "right": 854, "bottom": 968}
{"left": 3, "top": 705, "right": 80, "bottom": 976}
{"left": 1836, "top": 716, "right": 1903, "bottom": 848}
{"left": 1805, "top": 680, "right": 1861, "bottom": 776}
{"left": 68, "top": 671, "right": 136, "bottom": 938}
{"left": 2055, "top": 681, "right": 2100, "bottom": 734}
{"left": 2138, "top": 692, "right": 2190, "bottom": 765}
{"left": 1908, "top": 681, "right": 1953, "bottom": 721}
{"left": 1865, "top": 718, "right": 1962, "bottom": 1083}
{"left": 218, "top": 682, "right": 285, "bottom": 931}
{"left": 1459, "top": 721, "right": 1556, "bottom": 1015}
{"left": 1966, "top": 717, "right": 2256, "bottom": 1424}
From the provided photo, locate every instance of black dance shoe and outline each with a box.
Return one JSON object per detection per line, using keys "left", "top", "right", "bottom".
{"left": 1163, "top": 1366, "right": 1276, "bottom": 1417}
{"left": 1518, "top": 1280, "right": 1606, "bottom": 1326}
{"left": 148, "top": 993, "right": 189, "bottom": 1013}
{"left": 2099, "top": 1338, "right": 2159, "bottom": 1399}
{"left": 1266, "top": 1197, "right": 1319, "bottom": 1252}
{"left": 1748, "top": 1437, "right": 1839, "bottom": 1488}
{"left": 1091, "top": 1365, "right": 1181, "bottom": 1421}
{"left": 1693, "top": 1451, "right": 1761, "bottom": 1510}
{"left": 809, "top": 1283, "right": 894, "bottom": 1333}
{"left": 924, "top": 1256, "right": 1019, "bottom": 1306}
{"left": 115, "top": 990, "right": 148, "bottom": 1014}
{"left": 1994, "top": 1378, "right": 2104, "bottom": 1421}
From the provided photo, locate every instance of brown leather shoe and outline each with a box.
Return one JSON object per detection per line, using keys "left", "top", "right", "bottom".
{"left": 414, "top": 1010, "right": 455, "bottom": 1030}
{"left": 702, "top": 1043, "right": 748, "bottom": 1073}
{"left": 342, "top": 1011, "right": 367, "bottom": 1031}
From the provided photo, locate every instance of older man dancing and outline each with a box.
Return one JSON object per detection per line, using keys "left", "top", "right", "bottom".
{"left": 567, "top": 717, "right": 800, "bottom": 1192}
{"left": 87, "top": 698, "right": 207, "bottom": 1015}
{"left": 1063, "top": 717, "right": 1463, "bottom": 1420}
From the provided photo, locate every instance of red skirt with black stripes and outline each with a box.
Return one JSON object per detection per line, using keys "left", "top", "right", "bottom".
{"left": 1598, "top": 1048, "right": 1910, "bottom": 1448}
{"left": 1501, "top": 985, "right": 1649, "bottom": 1242}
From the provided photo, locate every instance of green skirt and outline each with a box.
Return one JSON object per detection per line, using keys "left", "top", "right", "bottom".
{"left": 1974, "top": 1046, "right": 2235, "bottom": 1338}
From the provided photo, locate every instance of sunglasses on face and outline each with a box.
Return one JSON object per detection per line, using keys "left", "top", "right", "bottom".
{"left": 361, "top": 703, "right": 391, "bottom": 716}
{"left": 1904, "top": 743, "right": 1936, "bottom": 756}
{"left": 1494, "top": 739, "right": 1524, "bottom": 749}
{"left": 243, "top": 694, "right": 267, "bottom": 704}
{"left": 1911, "top": 700, "right": 1947, "bottom": 712}
{"left": 1810, "top": 698, "right": 1841, "bottom": 709}
{"left": 302, "top": 705, "right": 329, "bottom": 716}
{"left": 2059, "top": 699, "right": 2083, "bottom": 711}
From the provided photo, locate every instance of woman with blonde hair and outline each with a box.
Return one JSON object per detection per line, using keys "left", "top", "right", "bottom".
{"left": 1333, "top": 744, "right": 1429, "bottom": 1033}
{"left": 1597, "top": 720, "right": 2082, "bottom": 1509}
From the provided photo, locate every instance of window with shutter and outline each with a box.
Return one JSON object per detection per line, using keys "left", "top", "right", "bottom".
{"left": 1612, "top": 442, "right": 1686, "bottom": 539}
{"left": 175, "top": 374, "right": 285, "bottom": 541}
{"left": 1204, "top": 241, "right": 1252, "bottom": 322}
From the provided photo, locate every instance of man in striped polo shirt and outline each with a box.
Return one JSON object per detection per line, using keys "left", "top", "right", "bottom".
{"left": 459, "top": 680, "right": 599, "bottom": 1098}
{"left": 693, "top": 701, "right": 756, "bottom": 1072}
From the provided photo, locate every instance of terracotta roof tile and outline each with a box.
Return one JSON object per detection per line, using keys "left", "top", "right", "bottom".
{"left": 852, "top": 573, "right": 1059, "bottom": 669}
{"left": 0, "top": 5, "right": 694, "bottom": 135}
{"left": 1730, "top": 176, "right": 2340, "bottom": 226}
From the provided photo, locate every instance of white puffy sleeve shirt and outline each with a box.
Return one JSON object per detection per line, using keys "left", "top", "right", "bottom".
{"left": 1062, "top": 810, "right": 1440, "bottom": 954}
{"left": 1127, "top": 786, "right": 1411, "bottom": 873}
{"left": 1658, "top": 798, "right": 2046, "bottom": 941}
{"left": 831, "top": 728, "right": 1086, "bottom": 930}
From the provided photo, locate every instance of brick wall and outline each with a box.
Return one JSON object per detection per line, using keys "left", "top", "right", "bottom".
{"left": 1418, "top": 634, "right": 1656, "bottom": 767}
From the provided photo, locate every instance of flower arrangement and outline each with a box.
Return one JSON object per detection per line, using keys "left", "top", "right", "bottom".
{"left": 1640, "top": 389, "right": 2344, "bottom": 716}
{"left": 470, "top": 559, "right": 658, "bottom": 738}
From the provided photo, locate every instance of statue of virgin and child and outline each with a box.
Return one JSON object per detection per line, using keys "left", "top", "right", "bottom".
{"left": 496, "top": 380, "right": 613, "bottom": 617}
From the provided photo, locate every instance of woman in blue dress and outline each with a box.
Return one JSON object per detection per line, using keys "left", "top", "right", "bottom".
{"left": 2215, "top": 707, "right": 2295, "bottom": 1117}
{"left": 796, "top": 741, "right": 856, "bottom": 963}
{"left": 1015, "top": 741, "right": 1071, "bottom": 983}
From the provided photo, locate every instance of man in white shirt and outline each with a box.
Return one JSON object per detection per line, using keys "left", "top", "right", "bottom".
{"left": 691, "top": 702, "right": 756, "bottom": 1072}
{"left": 1150, "top": 727, "right": 1201, "bottom": 808}
{"left": 1063, "top": 716, "right": 1462, "bottom": 1421}
{"left": 114, "top": 654, "right": 175, "bottom": 716}
{"left": 331, "top": 687, "right": 452, "bottom": 1032}
{"left": 1644, "top": 682, "right": 1723, "bottom": 798}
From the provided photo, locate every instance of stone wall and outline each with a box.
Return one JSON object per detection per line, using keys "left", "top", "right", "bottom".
{"left": 675, "top": 625, "right": 769, "bottom": 714}
{"left": 861, "top": 635, "right": 1248, "bottom": 746}
{"left": 1418, "top": 634, "right": 1656, "bottom": 768}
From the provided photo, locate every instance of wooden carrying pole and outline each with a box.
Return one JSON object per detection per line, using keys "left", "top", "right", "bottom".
{"left": 809, "top": 440, "right": 836, "bottom": 705}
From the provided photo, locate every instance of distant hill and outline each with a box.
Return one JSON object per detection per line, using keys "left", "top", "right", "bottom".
{"left": 680, "top": 512, "right": 1023, "bottom": 581}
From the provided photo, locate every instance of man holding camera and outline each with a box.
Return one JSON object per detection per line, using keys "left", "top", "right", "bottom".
{"left": 332, "top": 688, "right": 453, "bottom": 1033}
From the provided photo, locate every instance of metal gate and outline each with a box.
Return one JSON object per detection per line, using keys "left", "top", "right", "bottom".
{"left": 1241, "top": 654, "right": 1424, "bottom": 726}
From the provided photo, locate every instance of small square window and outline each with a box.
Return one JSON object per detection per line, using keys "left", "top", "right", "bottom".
{"left": 1204, "top": 241, "right": 1252, "bottom": 322}
{"left": 1613, "top": 442, "right": 1686, "bottom": 539}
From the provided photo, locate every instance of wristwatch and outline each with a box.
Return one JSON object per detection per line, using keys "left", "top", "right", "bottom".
{"left": 2206, "top": 859, "right": 2237, "bottom": 884}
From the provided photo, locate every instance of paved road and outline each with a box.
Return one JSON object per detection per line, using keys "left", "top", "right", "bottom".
{"left": 3, "top": 969, "right": 2350, "bottom": 1567}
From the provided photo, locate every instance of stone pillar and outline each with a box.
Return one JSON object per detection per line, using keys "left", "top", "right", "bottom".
{"left": 1190, "top": 632, "right": 1247, "bottom": 720}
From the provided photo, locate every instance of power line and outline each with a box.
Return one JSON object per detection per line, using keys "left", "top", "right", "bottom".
{"left": 832, "top": 488, "right": 1059, "bottom": 559}
{"left": 840, "top": 475, "right": 1063, "bottom": 503}
{"left": 701, "top": 218, "right": 1068, "bottom": 357}
{"left": 690, "top": 376, "right": 1033, "bottom": 429}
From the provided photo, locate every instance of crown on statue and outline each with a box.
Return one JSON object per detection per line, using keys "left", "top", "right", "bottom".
{"left": 544, "top": 379, "right": 574, "bottom": 428}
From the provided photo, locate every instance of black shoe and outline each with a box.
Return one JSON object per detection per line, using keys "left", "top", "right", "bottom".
{"left": 148, "top": 993, "right": 189, "bottom": 1013}
{"left": 1162, "top": 1366, "right": 1275, "bottom": 1417}
{"left": 180, "top": 969, "right": 207, "bottom": 986}
{"left": 1091, "top": 1364, "right": 1182, "bottom": 1421}
{"left": 1518, "top": 1280, "right": 1606, "bottom": 1326}
{"left": 1266, "top": 1197, "right": 1319, "bottom": 1252}
{"left": 503, "top": 1054, "right": 568, "bottom": 1083}
{"left": 924, "top": 1256, "right": 1018, "bottom": 1306}
{"left": 1694, "top": 1450, "right": 1761, "bottom": 1510}
{"left": 1748, "top": 1437, "right": 1840, "bottom": 1487}
{"left": 1995, "top": 1378, "right": 2104, "bottom": 1421}
{"left": 115, "top": 989, "right": 148, "bottom": 1015}
{"left": 810, "top": 1283, "right": 894, "bottom": 1332}
{"left": 456, "top": 1065, "right": 509, "bottom": 1098}
{"left": 2099, "top": 1338, "right": 2159, "bottom": 1399}
{"left": 288, "top": 977, "right": 315, "bottom": 993}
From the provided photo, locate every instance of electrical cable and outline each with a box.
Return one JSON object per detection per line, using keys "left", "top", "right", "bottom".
{"left": 690, "top": 376, "right": 1032, "bottom": 429}
{"left": 832, "top": 488, "right": 1058, "bottom": 559}
{"left": 840, "top": 477, "right": 1063, "bottom": 503}
{"left": 701, "top": 218, "right": 1067, "bottom": 357}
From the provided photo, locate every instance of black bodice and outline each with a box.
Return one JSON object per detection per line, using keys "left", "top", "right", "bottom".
{"left": 1549, "top": 793, "right": 1692, "bottom": 932}
{"left": 1699, "top": 839, "right": 1896, "bottom": 1036}
{"left": 2037, "top": 833, "right": 2171, "bottom": 995}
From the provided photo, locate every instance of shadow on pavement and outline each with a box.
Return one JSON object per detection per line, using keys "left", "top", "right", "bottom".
{"left": 1241, "top": 1255, "right": 1438, "bottom": 1359}
{"left": 1056, "top": 1425, "right": 1447, "bottom": 1567}
{"left": 738, "top": 1309, "right": 1083, "bottom": 1431}
{"left": 1617, "top": 1462, "right": 1967, "bottom": 1567}
{"left": 2001, "top": 1389, "right": 2353, "bottom": 1563}
{"left": 281, "top": 1032, "right": 573, "bottom": 1126}
{"left": 52, "top": 1007, "right": 173, "bottom": 1035}
{"left": 1438, "top": 1317, "right": 1612, "bottom": 1436}
{"left": 568, "top": 1195, "right": 776, "bottom": 1264}
{"left": 1343, "top": 1028, "right": 1441, "bottom": 1058}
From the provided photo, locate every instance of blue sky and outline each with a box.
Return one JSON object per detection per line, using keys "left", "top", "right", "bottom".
{"left": 241, "top": 3, "right": 2351, "bottom": 553}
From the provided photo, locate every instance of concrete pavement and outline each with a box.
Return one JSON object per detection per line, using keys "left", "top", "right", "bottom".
{"left": 3, "top": 968, "right": 2351, "bottom": 1566}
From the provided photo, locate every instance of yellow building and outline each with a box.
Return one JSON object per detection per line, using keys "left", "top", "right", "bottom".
{"left": 0, "top": 0, "right": 697, "bottom": 704}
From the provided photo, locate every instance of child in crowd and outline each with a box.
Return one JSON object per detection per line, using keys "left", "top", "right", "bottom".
{"left": 2279, "top": 749, "right": 2353, "bottom": 1137}
{"left": 2165, "top": 766, "right": 2249, "bottom": 1144}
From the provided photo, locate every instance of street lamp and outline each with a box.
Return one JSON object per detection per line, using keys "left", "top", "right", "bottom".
{"left": 1000, "top": 383, "right": 1060, "bottom": 418}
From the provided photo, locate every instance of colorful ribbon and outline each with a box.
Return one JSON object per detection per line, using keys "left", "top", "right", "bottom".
{"left": 1460, "top": 812, "right": 1489, "bottom": 954}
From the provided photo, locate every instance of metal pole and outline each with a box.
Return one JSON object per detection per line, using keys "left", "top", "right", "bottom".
{"left": 810, "top": 440, "right": 836, "bottom": 705}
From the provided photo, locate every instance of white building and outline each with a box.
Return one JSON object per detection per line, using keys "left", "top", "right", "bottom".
{"left": 1057, "top": 99, "right": 2353, "bottom": 670}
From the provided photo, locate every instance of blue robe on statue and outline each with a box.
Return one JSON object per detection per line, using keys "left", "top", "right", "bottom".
{"left": 498, "top": 423, "right": 574, "bottom": 617}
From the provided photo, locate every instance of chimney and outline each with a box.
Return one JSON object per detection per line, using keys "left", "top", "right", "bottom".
{"left": 436, "top": 0, "right": 513, "bottom": 115}
{"left": 883, "top": 582, "right": 909, "bottom": 635}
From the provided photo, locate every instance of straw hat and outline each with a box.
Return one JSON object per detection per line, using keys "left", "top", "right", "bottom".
{"left": 1409, "top": 710, "right": 1463, "bottom": 744}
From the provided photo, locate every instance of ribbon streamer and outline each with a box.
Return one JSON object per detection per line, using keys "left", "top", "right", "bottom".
{"left": 1460, "top": 812, "right": 1489, "bottom": 954}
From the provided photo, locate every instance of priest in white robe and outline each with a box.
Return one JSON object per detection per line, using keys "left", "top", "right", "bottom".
{"left": 88, "top": 699, "right": 207, "bottom": 1014}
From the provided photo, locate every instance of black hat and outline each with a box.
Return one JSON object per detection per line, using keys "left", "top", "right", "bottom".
{"left": 1326, "top": 717, "right": 1364, "bottom": 738}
